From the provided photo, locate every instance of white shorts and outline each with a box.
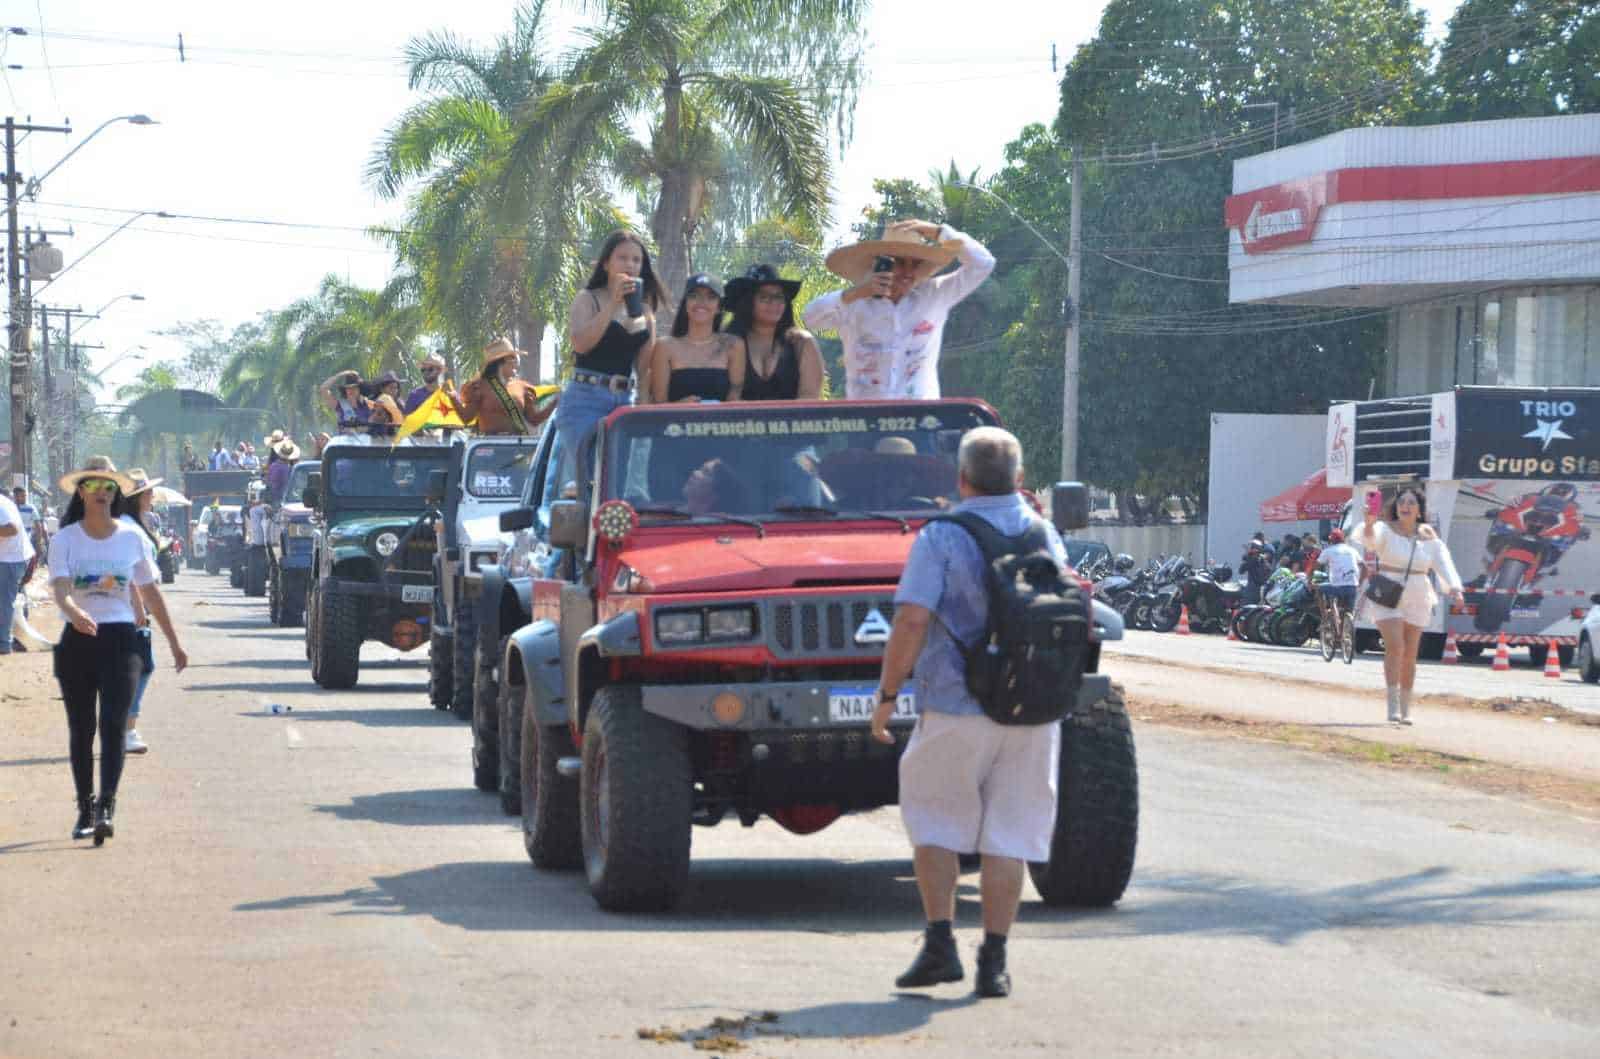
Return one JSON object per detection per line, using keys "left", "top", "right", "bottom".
{"left": 898, "top": 710, "right": 1061, "bottom": 862}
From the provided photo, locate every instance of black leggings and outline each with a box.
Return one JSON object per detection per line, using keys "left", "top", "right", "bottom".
{"left": 55, "top": 623, "right": 141, "bottom": 800}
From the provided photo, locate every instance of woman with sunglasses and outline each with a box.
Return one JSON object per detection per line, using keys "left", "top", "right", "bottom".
{"left": 1356, "top": 484, "right": 1464, "bottom": 725}
{"left": 49, "top": 457, "right": 188, "bottom": 844}
{"left": 724, "top": 264, "right": 823, "bottom": 401}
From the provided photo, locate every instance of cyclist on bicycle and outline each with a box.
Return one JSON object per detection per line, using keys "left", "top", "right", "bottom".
{"left": 1316, "top": 528, "right": 1362, "bottom": 614}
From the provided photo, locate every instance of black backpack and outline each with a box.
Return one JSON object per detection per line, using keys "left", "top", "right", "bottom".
{"left": 929, "top": 512, "right": 1092, "bottom": 726}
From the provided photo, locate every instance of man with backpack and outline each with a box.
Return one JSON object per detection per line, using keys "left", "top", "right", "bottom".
{"left": 871, "top": 426, "right": 1085, "bottom": 999}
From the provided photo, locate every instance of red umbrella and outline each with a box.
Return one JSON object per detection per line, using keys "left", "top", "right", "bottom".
{"left": 1259, "top": 469, "right": 1351, "bottom": 522}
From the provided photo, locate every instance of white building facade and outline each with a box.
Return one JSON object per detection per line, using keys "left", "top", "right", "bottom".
{"left": 1227, "top": 113, "right": 1600, "bottom": 394}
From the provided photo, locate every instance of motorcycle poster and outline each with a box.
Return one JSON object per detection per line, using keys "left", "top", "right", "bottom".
{"left": 1449, "top": 478, "right": 1599, "bottom": 640}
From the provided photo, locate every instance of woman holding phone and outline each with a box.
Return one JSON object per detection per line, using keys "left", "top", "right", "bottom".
{"left": 1356, "top": 484, "right": 1464, "bottom": 725}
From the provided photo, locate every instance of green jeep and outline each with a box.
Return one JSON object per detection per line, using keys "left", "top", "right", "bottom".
{"left": 302, "top": 444, "right": 454, "bottom": 689}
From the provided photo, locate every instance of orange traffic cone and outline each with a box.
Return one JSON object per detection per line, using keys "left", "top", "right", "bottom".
{"left": 1442, "top": 632, "right": 1459, "bottom": 664}
{"left": 1491, "top": 633, "right": 1511, "bottom": 672}
{"left": 1544, "top": 641, "right": 1563, "bottom": 679}
{"left": 1176, "top": 605, "right": 1192, "bottom": 636}
{"left": 1226, "top": 614, "right": 1239, "bottom": 641}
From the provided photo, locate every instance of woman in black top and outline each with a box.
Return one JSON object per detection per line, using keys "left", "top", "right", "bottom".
{"left": 547, "top": 231, "right": 664, "bottom": 513}
{"left": 724, "top": 264, "right": 824, "bottom": 401}
{"left": 649, "top": 273, "right": 745, "bottom": 403}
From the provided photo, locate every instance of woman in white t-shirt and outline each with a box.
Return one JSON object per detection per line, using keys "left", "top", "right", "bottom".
{"left": 1356, "top": 484, "right": 1464, "bottom": 726}
{"left": 49, "top": 457, "right": 188, "bottom": 845}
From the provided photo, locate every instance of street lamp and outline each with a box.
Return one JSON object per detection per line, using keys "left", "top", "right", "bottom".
{"left": 97, "top": 346, "right": 148, "bottom": 379}
{"left": 24, "top": 115, "right": 159, "bottom": 200}
{"left": 72, "top": 293, "right": 147, "bottom": 337}
{"left": 35, "top": 212, "right": 173, "bottom": 293}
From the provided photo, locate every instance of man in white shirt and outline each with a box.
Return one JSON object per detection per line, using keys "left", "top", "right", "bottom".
{"left": 803, "top": 220, "right": 995, "bottom": 399}
{"left": 1316, "top": 528, "right": 1362, "bottom": 613}
{"left": 0, "top": 489, "right": 38, "bottom": 655}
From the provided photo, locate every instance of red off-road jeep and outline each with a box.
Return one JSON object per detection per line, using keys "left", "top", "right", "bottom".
{"left": 490, "top": 399, "right": 1136, "bottom": 912}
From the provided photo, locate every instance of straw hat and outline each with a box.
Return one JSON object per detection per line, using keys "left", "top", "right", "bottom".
{"left": 421, "top": 351, "right": 446, "bottom": 369}
{"left": 124, "top": 467, "right": 165, "bottom": 496}
{"left": 274, "top": 439, "right": 303, "bottom": 462}
{"left": 724, "top": 263, "right": 800, "bottom": 309}
{"left": 824, "top": 221, "right": 958, "bottom": 285}
{"left": 58, "top": 454, "right": 136, "bottom": 496}
{"left": 263, "top": 428, "right": 287, "bottom": 449}
{"left": 482, "top": 337, "right": 525, "bottom": 369}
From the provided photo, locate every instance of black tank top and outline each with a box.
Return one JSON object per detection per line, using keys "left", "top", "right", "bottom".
{"left": 741, "top": 334, "right": 800, "bottom": 401}
{"left": 667, "top": 367, "right": 730, "bottom": 403}
{"left": 577, "top": 318, "right": 650, "bottom": 378}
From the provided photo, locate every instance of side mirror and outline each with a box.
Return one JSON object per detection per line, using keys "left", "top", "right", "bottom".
{"left": 427, "top": 468, "right": 448, "bottom": 502}
{"left": 1052, "top": 481, "right": 1090, "bottom": 532}
{"left": 302, "top": 472, "right": 322, "bottom": 510}
{"left": 549, "top": 499, "right": 590, "bottom": 551}
{"left": 499, "top": 507, "right": 534, "bottom": 533}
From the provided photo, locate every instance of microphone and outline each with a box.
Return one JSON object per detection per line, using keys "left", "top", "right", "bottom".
{"left": 624, "top": 276, "right": 644, "bottom": 318}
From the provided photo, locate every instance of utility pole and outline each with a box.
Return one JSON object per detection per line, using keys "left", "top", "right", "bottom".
{"left": 6, "top": 116, "right": 72, "bottom": 487}
{"left": 1061, "top": 148, "right": 1083, "bottom": 482}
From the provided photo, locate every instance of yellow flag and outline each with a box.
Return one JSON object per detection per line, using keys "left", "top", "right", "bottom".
{"left": 396, "top": 383, "right": 468, "bottom": 441}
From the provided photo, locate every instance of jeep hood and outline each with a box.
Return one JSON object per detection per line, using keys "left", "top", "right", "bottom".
{"left": 327, "top": 514, "right": 429, "bottom": 545}
{"left": 620, "top": 529, "right": 912, "bottom": 593}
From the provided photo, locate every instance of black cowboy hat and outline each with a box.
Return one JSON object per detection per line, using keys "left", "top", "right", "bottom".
{"left": 724, "top": 264, "right": 801, "bottom": 308}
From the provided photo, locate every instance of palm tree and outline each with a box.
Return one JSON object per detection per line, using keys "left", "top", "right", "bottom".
{"left": 369, "top": 1, "right": 606, "bottom": 380}
{"left": 511, "top": 0, "right": 870, "bottom": 299}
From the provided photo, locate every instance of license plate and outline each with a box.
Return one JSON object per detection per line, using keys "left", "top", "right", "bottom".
{"left": 401, "top": 585, "right": 432, "bottom": 604}
{"left": 828, "top": 685, "right": 917, "bottom": 724}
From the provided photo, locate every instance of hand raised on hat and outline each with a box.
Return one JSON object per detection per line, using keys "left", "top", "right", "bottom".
{"left": 889, "top": 219, "right": 942, "bottom": 241}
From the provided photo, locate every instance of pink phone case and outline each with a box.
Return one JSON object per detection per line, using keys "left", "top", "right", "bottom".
{"left": 1365, "top": 491, "right": 1382, "bottom": 515}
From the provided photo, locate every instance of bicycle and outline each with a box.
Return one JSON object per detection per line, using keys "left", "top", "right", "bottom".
{"left": 1316, "top": 584, "right": 1357, "bottom": 664}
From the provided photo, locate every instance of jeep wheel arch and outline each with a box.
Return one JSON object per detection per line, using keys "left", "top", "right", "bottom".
{"left": 508, "top": 619, "right": 565, "bottom": 728}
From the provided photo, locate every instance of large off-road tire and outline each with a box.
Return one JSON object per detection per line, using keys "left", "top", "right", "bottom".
{"left": 230, "top": 561, "right": 244, "bottom": 589}
{"left": 580, "top": 685, "right": 693, "bottom": 912}
{"left": 522, "top": 705, "right": 581, "bottom": 870}
{"left": 470, "top": 649, "right": 500, "bottom": 793}
{"left": 313, "top": 586, "right": 362, "bottom": 690}
{"left": 281, "top": 578, "right": 306, "bottom": 628}
{"left": 428, "top": 629, "right": 454, "bottom": 710}
{"left": 304, "top": 582, "right": 317, "bottom": 661}
{"left": 267, "top": 568, "right": 283, "bottom": 625}
{"left": 471, "top": 632, "right": 503, "bottom": 732}
{"left": 244, "top": 548, "right": 268, "bottom": 598}
{"left": 497, "top": 678, "right": 523, "bottom": 816}
{"left": 1029, "top": 683, "right": 1138, "bottom": 907}
{"left": 1578, "top": 634, "right": 1599, "bottom": 684}
{"left": 451, "top": 598, "right": 479, "bottom": 721}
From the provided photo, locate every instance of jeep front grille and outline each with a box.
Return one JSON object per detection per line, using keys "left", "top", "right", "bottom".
{"left": 767, "top": 595, "right": 894, "bottom": 660}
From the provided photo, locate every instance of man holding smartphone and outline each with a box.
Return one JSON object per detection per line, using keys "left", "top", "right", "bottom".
{"left": 803, "top": 219, "right": 994, "bottom": 399}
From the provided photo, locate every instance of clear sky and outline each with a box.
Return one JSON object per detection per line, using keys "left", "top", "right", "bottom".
{"left": 3, "top": 0, "right": 1460, "bottom": 396}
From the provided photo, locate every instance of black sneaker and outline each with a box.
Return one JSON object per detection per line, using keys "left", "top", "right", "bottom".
{"left": 975, "top": 944, "right": 1011, "bottom": 998}
{"left": 895, "top": 933, "right": 963, "bottom": 989}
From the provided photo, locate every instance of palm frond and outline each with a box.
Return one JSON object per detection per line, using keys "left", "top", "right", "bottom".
{"left": 691, "top": 74, "right": 831, "bottom": 228}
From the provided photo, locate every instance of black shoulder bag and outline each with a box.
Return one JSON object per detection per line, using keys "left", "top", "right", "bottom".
{"left": 1364, "top": 533, "right": 1416, "bottom": 609}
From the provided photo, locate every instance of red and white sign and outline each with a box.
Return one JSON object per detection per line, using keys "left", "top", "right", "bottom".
{"left": 1226, "top": 154, "right": 1600, "bottom": 254}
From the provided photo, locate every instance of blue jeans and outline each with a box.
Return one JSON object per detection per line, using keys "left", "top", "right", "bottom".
{"left": 544, "top": 381, "right": 629, "bottom": 576}
{"left": 129, "top": 627, "right": 156, "bottom": 719}
{"left": 0, "top": 560, "right": 25, "bottom": 653}
{"left": 1321, "top": 585, "right": 1357, "bottom": 611}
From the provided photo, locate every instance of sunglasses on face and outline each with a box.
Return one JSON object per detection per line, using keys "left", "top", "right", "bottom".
{"left": 754, "top": 291, "right": 787, "bottom": 304}
{"left": 79, "top": 479, "right": 118, "bottom": 495}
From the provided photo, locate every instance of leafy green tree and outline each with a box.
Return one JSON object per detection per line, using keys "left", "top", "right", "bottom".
{"left": 1430, "top": 0, "right": 1600, "bottom": 121}
{"left": 516, "top": 0, "right": 869, "bottom": 300}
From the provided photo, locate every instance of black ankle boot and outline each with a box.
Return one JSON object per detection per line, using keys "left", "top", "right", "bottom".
{"left": 93, "top": 795, "right": 116, "bottom": 846}
{"left": 895, "top": 927, "right": 964, "bottom": 989}
{"left": 73, "top": 795, "right": 96, "bottom": 840}
{"left": 975, "top": 941, "right": 1011, "bottom": 998}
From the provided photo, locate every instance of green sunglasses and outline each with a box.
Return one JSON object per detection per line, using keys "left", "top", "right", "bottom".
{"left": 78, "top": 478, "right": 119, "bottom": 494}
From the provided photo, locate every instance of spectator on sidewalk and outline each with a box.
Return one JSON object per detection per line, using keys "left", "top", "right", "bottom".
{"left": 869, "top": 426, "right": 1064, "bottom": 999}
{"left": 0, "top": 486, "right": 37, "bottom": 655}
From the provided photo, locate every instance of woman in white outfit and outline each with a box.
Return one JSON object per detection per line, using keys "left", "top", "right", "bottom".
{"left": 1357, "top": 485, "right": 1465, "bottom": 725}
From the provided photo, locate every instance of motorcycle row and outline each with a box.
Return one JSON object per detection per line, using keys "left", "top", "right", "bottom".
{"left": 1087, "top": 552, "right": 1327, "bottom": 648}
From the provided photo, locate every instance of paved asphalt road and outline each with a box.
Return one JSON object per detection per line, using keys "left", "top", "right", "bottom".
{"left": 1107, "top": 629, "right": 1600, "bottom": 715}
{"left": 3, "top": 576, "right": 1598, "bottom": 1057}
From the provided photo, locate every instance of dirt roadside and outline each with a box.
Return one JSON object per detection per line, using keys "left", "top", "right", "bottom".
{"left": 1111, "top": 652, "right": 1600, "bottom": 818}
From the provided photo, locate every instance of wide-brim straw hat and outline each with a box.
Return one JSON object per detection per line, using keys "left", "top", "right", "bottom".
{"left": 58, "top": 454, "right": 136, "bottom": 496}
{"left": 274, "top": 439, "right": 303, "bottom": 462}
{"left": 124, "top": 467, "right": 165, "bottom": 496}
{"left": 824, "top": 222, "right": 958, "bottom": 284}
{"left": 482, "top": 336, "right": 525, "bottom": 369}
{"left": 263, "top": 429, "right": 286, "bottom": 449}
{"left": 724, "top": 264, "right": 801, "bottom": 309}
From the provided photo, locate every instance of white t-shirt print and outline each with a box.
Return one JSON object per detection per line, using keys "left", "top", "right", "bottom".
{"left": 48, "top": 521, "right": 158, "bottom": 626}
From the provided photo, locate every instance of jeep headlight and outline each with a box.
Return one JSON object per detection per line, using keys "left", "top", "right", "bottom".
{"left": 654, "top": 611, "right": 704, "bottom": 645}
{"left": 374, "top": 531, "right": 401, "bottom": 557}
{"left": 706, "top": 606, "right": 756, "bottom": 641}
